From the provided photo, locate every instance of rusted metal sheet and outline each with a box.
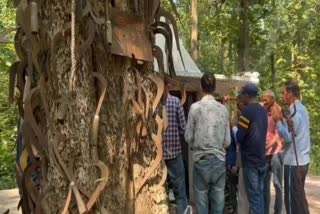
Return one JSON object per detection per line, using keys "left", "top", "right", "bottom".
{"left": 110, "top": 8, "right": 153, "bottom": 61}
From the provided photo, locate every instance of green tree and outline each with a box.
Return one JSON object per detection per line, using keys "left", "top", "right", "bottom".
{"left": 0, "top": 0, "right": 18, "bottom": 189}
{"left": 175, "top": 0, "right": 320, "bottom": 174}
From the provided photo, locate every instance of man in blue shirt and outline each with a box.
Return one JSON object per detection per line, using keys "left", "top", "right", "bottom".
{"left": 224, "top": 127, "right": 238, "bottom": 214}
{"left": 271, "top": 79, "right": 310, "bottom": 214}
{"left": 236, "top": 83, "right": 268, "bottom": 214}
{"left": 233, "top": 94, "right": 249, "bottom": 214}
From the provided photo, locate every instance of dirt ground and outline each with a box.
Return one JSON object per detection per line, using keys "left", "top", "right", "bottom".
{"left": 1, "top": 176, "right": 320, "bottom": 213}
{"left": 170, "top": 175, "right": 320, "bottom": 214}
{"left": 0, "top": 188, "right": 20, "bottom": 214}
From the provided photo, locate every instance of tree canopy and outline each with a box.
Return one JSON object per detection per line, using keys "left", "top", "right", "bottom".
{"left": 173, "top": 0, "right": 320, "bottom": 174}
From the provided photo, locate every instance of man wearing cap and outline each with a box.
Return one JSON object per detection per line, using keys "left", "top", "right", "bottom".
{"left": 236, "top": 83, "right": 268, "bottom": 214}
{"left": 233, "top": 94, "right": 250, "bottom": 214}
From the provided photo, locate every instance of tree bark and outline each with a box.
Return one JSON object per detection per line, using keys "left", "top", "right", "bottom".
{"left": 238, "top": 0, "right": 250, "bottom": 72}
{"left": 13, "top": 0, "right": 168, "bottom": 213}
{"left": 191, "top": 0, "right": 199, "bottom": 62}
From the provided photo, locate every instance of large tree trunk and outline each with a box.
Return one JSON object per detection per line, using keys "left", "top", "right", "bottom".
{"left": 12, "top": 0, "right": 169, "bottom": 213}
{"left": 238, "top": 0, "right": 250, "bottom": 72}
{"left": 191, "top": 0, "right": 199, "bottom": 62}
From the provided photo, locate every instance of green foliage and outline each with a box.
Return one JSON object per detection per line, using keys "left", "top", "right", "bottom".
{"left": 0, "top": 140, "right": 16, "bottom": 189}
{"left": 174, "top": 0, "right": 320, "bottom": 174}
{"left": 0, "top": 0, "right": 18, "bottom": 189}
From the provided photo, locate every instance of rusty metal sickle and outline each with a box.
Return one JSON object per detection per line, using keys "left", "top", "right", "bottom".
{"left": 152, "top": 27, "right": 175, "bottom": 77}
{"left": 155, "top": 7, "right": 186, "bottom": 70}
{"left": 91, "top": 72, "right": 107, "bottom": 159}
{"left": 86, "top": 161, "right": 109, "bottom": 211}
{"left": 135, "top": 115, "right": 164, "bottom": 196}
{"left": 149, "top": 74, "right": 164, "bottom": 113}
{"left": 61, "top": 183, "right": 73, "bottom": 214}
{"left": 153, "top": 45, "right": 165, "bottom": 76}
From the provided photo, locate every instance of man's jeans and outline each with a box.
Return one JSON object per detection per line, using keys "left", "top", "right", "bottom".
{"left": 264, "top": 153, "right": 283, "bottom": 214}
{"left": 238, "top": 167, "right": 249, "bottom": 214}
{"left": 243, "top": 165, "right": 267, "bottom": 214}
{"left": 165, "top": 154, "right": 188, "bottom": 214}
{"left": 193, "top": 156, "right": 226, "bottom": 214}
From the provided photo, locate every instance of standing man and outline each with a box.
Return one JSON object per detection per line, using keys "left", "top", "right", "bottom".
{"left": 224, "top": 125, "right": 238, "bottom": 214}
{"left": 262, "top": 90, "right": 284, "bottom": 214}
{"left": 233, "top": 94, "right": 249, "bottom": 214}
{"left": 185, "top": 73, "right": 231, "bottom": 213}
{"left": 236, "top": 83, "right": 268, "bottom": 214}
{"left": 271, "top": 79, "right": 310, "bottom": 214}
{"left": 163, "top": 81, "right": 188, "bottom": 214}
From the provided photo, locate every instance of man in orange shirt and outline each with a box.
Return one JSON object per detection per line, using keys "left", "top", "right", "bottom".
{"left": 262, "top": 90, "right": 284, "bottom": 214}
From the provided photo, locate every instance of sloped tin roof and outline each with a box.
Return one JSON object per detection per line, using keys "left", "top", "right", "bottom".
{"left": 153, "top": 19, "right": 259, "bottom": 87}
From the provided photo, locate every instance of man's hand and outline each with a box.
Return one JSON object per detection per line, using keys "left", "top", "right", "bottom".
{"left": 267, "top": 135, "right": 284, "bottom": 150}
{"left": 230, "top": 166, "right": 239, "bottom": 175}
{"left": 271, "top": 103, "right": 283, "bottom": 122}
{"left": 230, "top": 116, "right": 238, "bottom": 127}
{"left": 223, "top": 95, "right": 231, "bottom": 104}
{"left": 276, "top": 138, "right": 285, "bottom": 150}
{"left": 223, "top": 142, "right": 230, "bottom": 150}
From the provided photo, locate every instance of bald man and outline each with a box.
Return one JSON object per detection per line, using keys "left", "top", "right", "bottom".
{"left": 262, "top": 90, "right": 284, "bottom": 214}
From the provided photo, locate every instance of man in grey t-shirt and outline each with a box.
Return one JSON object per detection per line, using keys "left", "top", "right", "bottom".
{"left": 185, "top": 73, "right": 230, "bottom": 213}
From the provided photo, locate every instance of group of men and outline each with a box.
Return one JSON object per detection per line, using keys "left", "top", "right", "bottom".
{"left": 163, "top": 73, "right": 310, "bottom": 214}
